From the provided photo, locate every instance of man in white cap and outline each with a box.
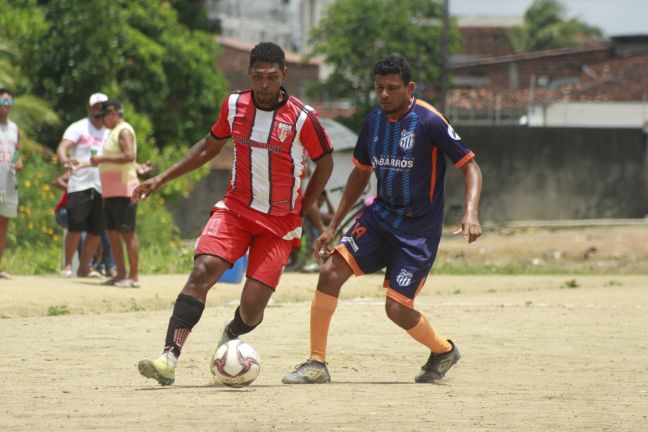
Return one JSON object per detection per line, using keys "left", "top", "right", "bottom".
{"left": 56, "top": 92, "right": 110, "bottom": 277}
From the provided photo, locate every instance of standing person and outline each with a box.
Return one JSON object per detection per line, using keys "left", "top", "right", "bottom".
{"left": 52, "top": 171, "right": 117, "bottom": 278}
{"left": 56, "top": 93, "right": 109, "bottom": 278}
{"left": 134, "top": 42, "right": 334, "bottom": 386}
{"left": 0, "top": 88, "right": 24, "bottom": 279}
{"left": 91, "top": 100, "right": 140, "bottom": 287}
{"left": 282, "top": 54, "right": 482, "bottom": 384}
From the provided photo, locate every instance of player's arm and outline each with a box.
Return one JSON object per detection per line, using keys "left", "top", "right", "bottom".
{"left": 315, "top": 166, "right": 371, "bottom": 258}
{"left": 132, "top": 134, "right": 227, "bottom": 203}
{"left": 91, "top": 129, "right": 135, "bottom": 165}
{"left": 327, "top": 167, "right": 371, "bottom": 233}
{"left": 455, "top": 158, "right": 482, "bottom": 243}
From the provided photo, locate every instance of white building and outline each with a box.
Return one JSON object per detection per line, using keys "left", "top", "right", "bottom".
{"left": 205, "top": 0, "right": 335, "bottom": 53}
{"left": 527, "top": 101, "right": 648, "bottom": 128}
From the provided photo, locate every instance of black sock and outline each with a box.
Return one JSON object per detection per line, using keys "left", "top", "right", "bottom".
{"left": 164, "top": 294, "right": 205, "bottom": 358}
{"left": 226, "top": 306, "right": 263, "bottom": 339}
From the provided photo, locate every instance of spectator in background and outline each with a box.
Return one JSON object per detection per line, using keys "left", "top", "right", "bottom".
{"left": 0, "top": 88, "right": 24, "bottom": 279}
{"left": 91, "top": 100, "right": 140, "bottom": 288}
{"left": 52, "top": 171, "right": 117, "bottom": 278}
{"left": 56, "top": 92, "right": 109, "bottom": 278}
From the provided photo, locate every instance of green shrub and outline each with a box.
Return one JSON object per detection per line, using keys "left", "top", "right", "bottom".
{"left": 4, "top": 142, "right": 194, "bottom": 275}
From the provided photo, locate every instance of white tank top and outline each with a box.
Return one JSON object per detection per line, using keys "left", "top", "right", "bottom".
{"left": 0, "top": 120, "right": 19, "bottom": 197}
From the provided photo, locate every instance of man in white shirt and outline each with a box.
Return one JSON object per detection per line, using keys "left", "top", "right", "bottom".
{"left": 56, "top": 93, "right": 109, "bottom": 278}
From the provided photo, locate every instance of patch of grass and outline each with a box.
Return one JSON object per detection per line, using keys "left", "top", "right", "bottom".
{"left": 127, "top": 299, "right": 145, "bottom": 312}
{"left": 3, "top": 242, "right": 194, "bottom": 276}
{"left": 47, "top": 305, "right": 70, "bottom": 316}
{"left": 561, "top": 279, "right": 579, "bottom": 289}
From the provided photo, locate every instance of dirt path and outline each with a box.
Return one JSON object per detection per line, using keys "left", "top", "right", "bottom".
{"left": 1, "top": 273, "right": 647, "bottom": 431}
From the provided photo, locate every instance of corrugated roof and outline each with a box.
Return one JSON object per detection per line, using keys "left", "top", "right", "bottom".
{"left": 452, "top": 42, "right": 612, "bottom": 68}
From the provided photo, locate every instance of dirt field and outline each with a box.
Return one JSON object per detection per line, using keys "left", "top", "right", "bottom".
{"left": 1, "top": 270, "right": 647, "bottom": 431}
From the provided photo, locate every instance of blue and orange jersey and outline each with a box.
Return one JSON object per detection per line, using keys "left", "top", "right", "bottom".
{"left": 353, "top": 98, "right": 475, "bottom": 236}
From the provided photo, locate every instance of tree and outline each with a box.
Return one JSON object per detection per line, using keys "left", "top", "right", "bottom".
{"left": 509, "top": 0, "right": 605, "bottom": 52}
{"left": 0, "top": 3, "right": 60, "bottom": 149}
{"left": 17, "top": 0, "right": 227, "bottom": 148}
{"left": 308, "top": 0, "right": 461, "bottom": 115}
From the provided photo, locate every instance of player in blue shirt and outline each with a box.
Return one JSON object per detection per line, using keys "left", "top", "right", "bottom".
{"left": 282, "top": 54, "right": 482, "bottom": 384}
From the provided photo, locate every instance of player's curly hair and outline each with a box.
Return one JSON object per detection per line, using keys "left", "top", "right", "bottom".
{"left": 0, "top": 88, "right": 13, "bottom": 97}
{"left": 374, "top": 53, "right": 411, "bottom": 84}
{"left": 249, "top": 42, "right": 286, "bottom": 69}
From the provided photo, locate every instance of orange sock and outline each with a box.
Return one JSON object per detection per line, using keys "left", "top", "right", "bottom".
{"left": 406, "top": 314, "right": 452, "bottom": 354}
{"left": 310, "top": 290, "right": 338, "bottom": 363}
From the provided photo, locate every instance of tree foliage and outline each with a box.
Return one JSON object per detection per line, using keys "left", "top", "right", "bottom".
{"left": 509, "top": 0, "right": 605, "bottom": 52}
{"left": 27, "top": 0, "right": 228, "bottom": 148}
{"left": 309, "top": 0, "right": 461, "bottom": 112}
{"left": 0, "top": 2, "right": 60, "bottom": 147}
{"left": 1, "top": 0, "right": 228, "bottom": 203}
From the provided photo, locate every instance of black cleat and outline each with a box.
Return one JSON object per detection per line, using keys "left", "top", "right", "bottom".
{"left": 415, "top": 340, "right": 461, "bottom": 383}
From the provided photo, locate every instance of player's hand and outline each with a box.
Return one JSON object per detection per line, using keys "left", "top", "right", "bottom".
{"left": 132, "top": 176, "right": 164, "bottom": 203}
{"left": 68, "top": 159, "right": 85, "bottom": 171}
{"left": 313, "top": 226, "right": 336, "bottom": 261}
{"left": 454, "top": 212, "right": 482, "bottom": 243}
{"left": 13, "top": 158, "right": 23, "bottom": 172}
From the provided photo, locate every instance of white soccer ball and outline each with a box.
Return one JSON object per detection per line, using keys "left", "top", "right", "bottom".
{"left": 210, "top": 339, "right": 260, "bottom": 387}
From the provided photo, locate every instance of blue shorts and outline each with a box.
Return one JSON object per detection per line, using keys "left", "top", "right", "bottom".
{"left": 334, "top": 209, "right": 440, "bottom": 308}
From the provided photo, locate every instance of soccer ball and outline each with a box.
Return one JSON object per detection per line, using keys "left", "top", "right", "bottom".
{"left": 211, "top": 339, "right": 260, "bottom": 387}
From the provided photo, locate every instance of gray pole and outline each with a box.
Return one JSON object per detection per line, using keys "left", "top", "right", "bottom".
{"left": 439, "top": 0, "right": 450, "bottom": 114}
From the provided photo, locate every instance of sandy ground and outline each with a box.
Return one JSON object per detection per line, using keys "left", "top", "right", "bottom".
{"left": 1, "top": 272, "right": 647, "bottom": 431}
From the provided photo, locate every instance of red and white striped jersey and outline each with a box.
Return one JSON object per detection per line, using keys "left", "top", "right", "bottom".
{"left": 211, "top": 89, "right": 333, "bottom": 218}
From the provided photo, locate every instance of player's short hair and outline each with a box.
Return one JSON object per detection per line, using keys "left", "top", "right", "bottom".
{"left": 249, "top": 42, "right": 286, "bottom": 70}
{"left": 0, "top": 88, "right": 13, "bottom": 97}
{"left": 374, "top": 53, "right": 412, "bottom": 85}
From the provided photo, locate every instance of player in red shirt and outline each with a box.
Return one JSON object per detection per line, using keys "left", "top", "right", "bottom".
{"left": 135, "top": 42, "right": 334, "bottom": 386}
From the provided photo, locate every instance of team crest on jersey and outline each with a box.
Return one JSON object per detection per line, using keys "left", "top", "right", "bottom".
{"left": 277, "top": 122, "right": 293, "bottom": 143}
{"left": 399, "top": 130, "right": 415, "bottom": 150}
{"left": 396, "top": 269, "right": 414, "bottom": 287}
{"left": 447, "top": 124, "right": 461, "bottom": 140}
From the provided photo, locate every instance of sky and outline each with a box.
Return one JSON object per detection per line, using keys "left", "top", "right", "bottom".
{"left": 449, "top": 0, "right": 648, "bottom": 36}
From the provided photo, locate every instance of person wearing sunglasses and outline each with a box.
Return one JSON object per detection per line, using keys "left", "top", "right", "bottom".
{"left": 56, "top": 93, "right": 110, "bottom": 278}
{"left": 0, "top": 88, "right": 23, "bottom": 279}
{"left": 90, "top": 100, "right": 140, "bottom": 288}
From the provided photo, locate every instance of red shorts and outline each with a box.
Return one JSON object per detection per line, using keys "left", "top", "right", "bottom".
{"left": 194, "top": 207, "right": 293, "bottom": 289}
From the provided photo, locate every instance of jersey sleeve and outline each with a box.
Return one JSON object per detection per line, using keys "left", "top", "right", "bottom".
{"left": 62, "top": 121, "right": 81, "bottom": 143}
{"left": 299, "top": 108, "right": 333, "bottom": 161}
{"left": 352, "top": 116, "right": 373, "bottom": 171}
{"left": 428, "top": 114, "right": 475, "bottom": 168}
{"left": 210, "top": 96, "right": 232, "bottom": 140}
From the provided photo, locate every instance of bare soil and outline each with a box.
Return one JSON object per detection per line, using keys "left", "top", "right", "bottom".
{"left": 1, "top": 224, "right": 647, "bottom": 431}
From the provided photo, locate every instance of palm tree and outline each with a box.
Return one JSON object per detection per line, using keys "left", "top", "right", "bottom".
{"left": 0, "top": 40, "right": 60, "bottom": 154}
{"left": 509, "top": 0, "right": 605, "bottom": 52}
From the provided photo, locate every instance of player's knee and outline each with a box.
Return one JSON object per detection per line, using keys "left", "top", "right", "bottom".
{"left": 182, "top": 256, "right": 226, "bottom": 297}
{"left": 317, "top": 255, "right": 350, "bottom": 293}
{"left": 384, "top": 299, "right": 414, "bottom": 327}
